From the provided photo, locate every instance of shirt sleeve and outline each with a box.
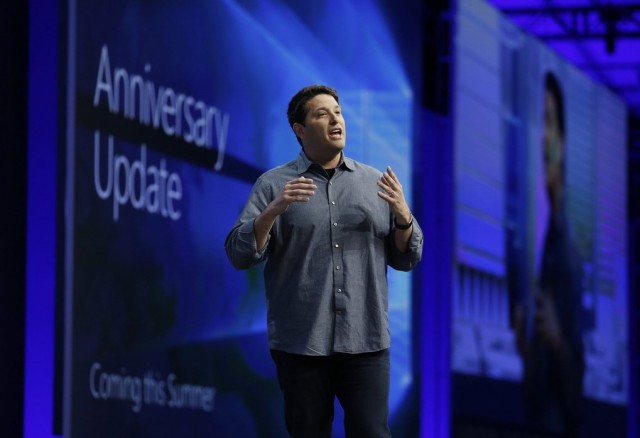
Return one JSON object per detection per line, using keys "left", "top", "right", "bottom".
{"left": 387, "top": 216, "right": 424, "bottom": 271}
{"left": 224, "top": 177, "right": 273, "bottom": 270}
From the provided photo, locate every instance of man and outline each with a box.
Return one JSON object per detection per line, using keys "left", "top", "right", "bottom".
{"left": 514, "top": 72, "right": 584, "bottom": 437}
{"left": 225, "top": 84, "right": 423, "bottom": 437}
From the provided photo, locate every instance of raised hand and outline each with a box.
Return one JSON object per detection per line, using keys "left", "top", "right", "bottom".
{"left": 269, "top": 176, "right": 317, "bottom": 216}
{"left": 377, "top": 166, "right": 411, "bottom": 224}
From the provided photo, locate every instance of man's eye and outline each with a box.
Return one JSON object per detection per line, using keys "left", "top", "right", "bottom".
{"left": 317, "top": 112, "right": 327, "bottom": 117}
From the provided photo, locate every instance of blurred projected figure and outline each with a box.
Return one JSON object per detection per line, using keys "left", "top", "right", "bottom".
{"left": 514, "top": 72, "right": 585, "bottom": 437}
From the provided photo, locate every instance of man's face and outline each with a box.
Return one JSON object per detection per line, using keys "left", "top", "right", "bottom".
{"left": 543, "top": 90, "right": 563, "bottom": 196}
{"left": 296, "top": 94, "right": 346, "bottom": 157}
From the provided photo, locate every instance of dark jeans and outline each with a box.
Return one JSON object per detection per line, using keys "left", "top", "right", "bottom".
{"left": 270, "top": 348, "right": 391, "bottom": 438}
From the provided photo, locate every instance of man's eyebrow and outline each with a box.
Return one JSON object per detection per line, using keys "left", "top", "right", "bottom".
{"left": 312, "top": 105, "right": 341, "bottom": 112}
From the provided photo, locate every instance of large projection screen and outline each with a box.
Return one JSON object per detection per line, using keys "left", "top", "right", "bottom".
{"left": 451, "top": 0, "right": 628, "bottom": 435}
{"left": 25, "top": 1, "right": 422, "bottom": 437}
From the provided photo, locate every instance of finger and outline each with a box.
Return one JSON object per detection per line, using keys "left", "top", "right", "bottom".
{"left": 386, "top": 166, "right": 399, "bottom": 182}
{"left": 291, "top": 196, "right": 312, "bottom": 202}
{"left": 284, "top": 192, "right": 313, "bottom": 203}
{"left": 288, "top": 177, "right": 315, "bottom": 186}
{"left": 292, "top": 176, "right": 315, "bottom": 184}
{"left": 377, "top": 182, "right": 396, "bottom": 199}
{"left": 378, "top": 175, "right": 398, "bottom": 191}
{"left": 285, "top": 188, "right": 316, "bottom": 199}
{"left": 381, "top": 173, "right": 402, "bottom": 196}
{"left": 288, "top": 183, "right": 317, "bottom": 191}
{"left": 377, "top": 191, "right": 398, "bottom": 204}
{"left": 377, "top": 180, "right": 392, "bottom": 192}
{"left": 381, "top": 171, "right": 396, "bottom": 185}
{"left": 287, "top": 178, "right": 316, "bottom": 190}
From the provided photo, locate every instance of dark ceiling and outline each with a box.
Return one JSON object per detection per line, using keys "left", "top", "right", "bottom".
{"left": 487, "top": 0, "right": 640, "bottom": 118}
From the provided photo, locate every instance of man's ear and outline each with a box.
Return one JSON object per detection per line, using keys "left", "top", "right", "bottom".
{"left": 293, "top": 122, "right": 305, "bottom": 139}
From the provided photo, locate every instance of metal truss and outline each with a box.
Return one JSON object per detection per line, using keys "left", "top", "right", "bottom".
{"left": 501, "top": 4, "right": 640, "bottom": 52}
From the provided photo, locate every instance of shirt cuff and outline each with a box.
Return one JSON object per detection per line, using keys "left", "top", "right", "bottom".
{"left": 237, "top": 219, "right": 269, "bottom": 260}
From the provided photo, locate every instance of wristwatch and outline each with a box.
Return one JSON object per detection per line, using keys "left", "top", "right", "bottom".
{"left": 394, "top": 214, "right": 413, "bottom": 230}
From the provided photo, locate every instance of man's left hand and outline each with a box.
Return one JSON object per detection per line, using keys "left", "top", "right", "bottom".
{"left": 377, "top": 166, "right": 411, "bottom": 225}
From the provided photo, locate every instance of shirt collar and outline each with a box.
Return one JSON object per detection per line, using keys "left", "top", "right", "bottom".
{"left": 296, "top": 150, "right": 355, "bottom": 175}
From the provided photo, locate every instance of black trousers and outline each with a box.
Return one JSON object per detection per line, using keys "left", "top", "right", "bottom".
{"left": 270, "top": 348, "right": 391, "bottom": 438}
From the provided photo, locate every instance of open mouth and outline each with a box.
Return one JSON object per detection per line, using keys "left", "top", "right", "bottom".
{"left": 329, "top": 128, "right": 342, "bottom": 138}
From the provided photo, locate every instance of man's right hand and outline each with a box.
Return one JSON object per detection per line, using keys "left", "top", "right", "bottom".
{"left": 268, "top": 176, "right": 317, "bottom": 216}
{"left": 253, "top": 177, "right": 316, "bottom": 250}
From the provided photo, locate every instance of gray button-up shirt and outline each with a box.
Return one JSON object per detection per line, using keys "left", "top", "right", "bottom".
{"left": 225, "top": 151, "right": 423, "bottom": 355}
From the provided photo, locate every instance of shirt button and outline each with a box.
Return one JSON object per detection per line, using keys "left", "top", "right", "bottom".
{"left": 329, "top": 181, "right": 333, "bottom": 185}
{"left": 334, "top": 243, "right": 339, "bottom": 248}
{"left": 336, "top": 266, "right": 341, "bottom": 270}
{"left": 337, "top": 288, "right": 342, "bottom": 293}
{"left": 331, "top": 201, "right": 336, "bottom": 205}
{"left": 333, "top": 222, "right": 338, "bottom": 227}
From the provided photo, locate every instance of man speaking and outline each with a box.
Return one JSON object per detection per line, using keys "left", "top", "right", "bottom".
{"left": 225, "top": 84, "right": 423, "bottom": 437}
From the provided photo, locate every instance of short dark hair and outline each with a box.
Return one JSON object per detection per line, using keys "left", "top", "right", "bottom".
{"left": 544, "top": 72, "right": 565, "bottom": 140}
{"left": 287, "top": 85, "right": 339, "bottom": 145}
